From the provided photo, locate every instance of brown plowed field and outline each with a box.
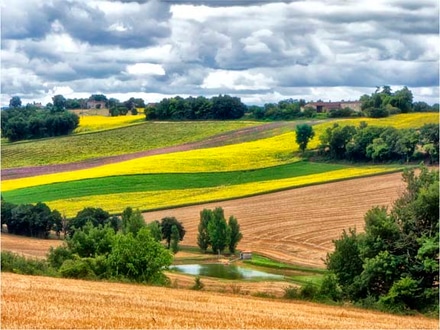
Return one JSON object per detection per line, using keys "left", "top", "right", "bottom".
{"left": 143, "top": 171, "right": 405, "bottom": 268}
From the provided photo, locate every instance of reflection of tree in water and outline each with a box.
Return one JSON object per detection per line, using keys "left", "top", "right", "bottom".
{"left": 199, "top": 264, "right": 243, "bottom": 280}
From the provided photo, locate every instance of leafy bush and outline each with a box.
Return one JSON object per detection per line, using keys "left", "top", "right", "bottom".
{"left": 1, "top": 251, "right": 55, "bottom": 276}
{"left": 192, "top": 276, "right": 205, "bottom": 290}
{"left": 318, "top": 273, "right": 342, "bottom": 302}
{"left": 283, "top": 285, "right": 300, "bottom": 299}
{"left": 59, "top": 258, "right": 96, "bottom": 279}
{"left": 47, "top": 246, "right": 73, "bottom": 269}
{"left": 299, "top": 282, "right": 318, "bottom": 300}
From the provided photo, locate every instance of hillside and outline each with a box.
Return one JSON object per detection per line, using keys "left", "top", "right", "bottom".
{"left": 2, "top": 273, "right": 437, "bottom": 329}
{"left": 1, "top": 171, "right": 404, "bottom": 268}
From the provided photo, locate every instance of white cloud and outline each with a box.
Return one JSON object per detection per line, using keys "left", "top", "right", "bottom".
{"left": 202, "top": 70, "right": 274, "bottom": 90}
{"left": 125, "top": 63, "right": 166, "bottom": 76}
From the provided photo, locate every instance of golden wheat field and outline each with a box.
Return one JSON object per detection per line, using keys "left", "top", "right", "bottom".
{"left": 2, "top": 273, "right": 437, "bottom": 329}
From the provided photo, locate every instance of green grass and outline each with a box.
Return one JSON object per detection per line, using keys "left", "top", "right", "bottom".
{"left": 3, "top": 161, "right": 346, "bottom": 204}
{"left": 1, "top": 121, "right": 261, "bottom": 168}
{"left": 243, "top": 254, "right": 326, "bottom": 274}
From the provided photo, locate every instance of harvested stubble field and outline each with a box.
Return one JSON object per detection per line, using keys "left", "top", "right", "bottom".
{"left": 2, "top": 273, "right": 437, "bottom": 329}
{"left": 143, "top": 171, "right": 405, "bottom": 268}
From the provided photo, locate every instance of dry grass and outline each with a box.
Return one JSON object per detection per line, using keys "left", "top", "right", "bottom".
{"left": 2, "top": 272, "right": 437, "bottom": 329}
{"left": 143, "top": 172, "right": 405, "bottom": 268}
{"left": 0, "top": 233, "right": 61, "bottom": 259}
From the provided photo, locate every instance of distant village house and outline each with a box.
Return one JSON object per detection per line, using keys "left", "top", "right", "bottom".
{"left": 86, "top": 100, "right": 107, "bottom": 109}
{"left": 304, "top": 100, "right": 361, "bottom": 113}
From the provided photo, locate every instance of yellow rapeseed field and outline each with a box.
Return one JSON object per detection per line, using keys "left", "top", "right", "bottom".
{"left": 1, "top": 133, "right": 300, "bottom": 191}
{"left": 45, "top": 166, "right": 399, "bottom": 216}
{"left": 74, "top": 114, "right": 145, "bottom": 133}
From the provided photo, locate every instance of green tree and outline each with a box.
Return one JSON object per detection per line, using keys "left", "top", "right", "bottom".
{"left": 66, "top": 222, "right": 116, "bottom": 258}
{"left": 170, "top": 224, "right": 180, "bottom": 254}
{"left": 325, "top": 228, "right": 363, "bottom": 297}
{"left": 197, "top": 209, "right": 213, "bottom": 252}
{"left": 295, "top": 124, "right": 315, "bottom": 154}
{"left": 9, "top": 96, "right": 22, "bottom": 108}
{"left": 121, "top": 207, "right": 145, "bottom": 235}
{"left": 52, "top": 94, "right": 67, "bottom": 112}
{"left": 160, "top": 217, "right": 185, "bottom": 249}
{"left": 147, "top": 220, "right": 162, "bottom": 242}
{"left": 228, "top": 216, "right": 242, "bottom": 254}
{"left": 107, "top": 227, "right": 173, "bottom": 283}
{"left": 207, "top": 207, "right": 231, "bottom": 254}
{"left": 68, "top": 207, "right": 114, "bottom": 235}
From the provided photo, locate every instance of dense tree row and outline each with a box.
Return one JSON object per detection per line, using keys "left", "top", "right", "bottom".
{"left": 1, "top": 106, "right": 79, "bottom": 142}
{"left": 197, "top": 207, "right": 242, "bottom": 254}
{"left": 247, "top": 98, "right": 312, "bottom": 120}
{"left": 145, "top": 95, "right": 247, "bottom": 120}
{"left": 360, "top": 86, "right": 439, "bottom": 118}
{"left": 326, "top": 167, "right": 439, "bottom": 313}
{"left": 1, "top": 200, "right": 62, "bottom": 238}
{"left": 319, "top": 122, "right": 439, "bottom": 163}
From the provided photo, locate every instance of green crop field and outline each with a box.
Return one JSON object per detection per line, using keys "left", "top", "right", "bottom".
{"left": 1, "top": 121, "right": 262, "bottom": 168}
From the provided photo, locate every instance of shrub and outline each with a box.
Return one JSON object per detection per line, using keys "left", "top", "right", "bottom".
{"left": 300, "top": 282, "right": 318, "bottom": 300}
{"left": 1, "top": 251, "right": 55, "bottom": 276}
{"left": 192, "top": 276, "right": 205, "bottom": 290}
{"left": 318, "top": 272, "right": 343, "bottom": 302}
{"left": 59, "top": 258, "right": 96, "bottom": 279}
{"left": 283, "top": 285, "right": 300, "bottom": 299}
{"left": 47, "top": 246, "right": 73, "bottom": 270}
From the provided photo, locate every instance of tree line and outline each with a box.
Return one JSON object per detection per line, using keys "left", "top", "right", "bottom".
{"left": 1, "top": 105, "right": 79, "bottom": 142}
{"left": 145, "top": 94, "right": 247, "bottom": 120}
{"left": 318, "top": 122, "right": 439, "bottom": 163}
{"left": 325, "top": 166, "right": 438, "bottom": 314}
{"left": 1, "top": 202, "right": 242, "bottom": 283}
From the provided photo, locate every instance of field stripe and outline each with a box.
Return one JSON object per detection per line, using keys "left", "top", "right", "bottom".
{"left": 43, "top": 166, "right": 402, "bottom": 217}
{"left": 2, "top": 162, "right": 347, "bottom": 204}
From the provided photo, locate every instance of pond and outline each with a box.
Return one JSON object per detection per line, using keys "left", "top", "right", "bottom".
{"left": 170, "top": 263, "right": 284, "bottom": 280}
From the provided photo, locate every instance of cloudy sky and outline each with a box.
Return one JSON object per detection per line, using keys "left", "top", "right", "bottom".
{"left": 1, "top": 0, "right": 439, "bottom": 107}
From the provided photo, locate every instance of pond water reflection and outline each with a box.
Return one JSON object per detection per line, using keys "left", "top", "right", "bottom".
{"left": 170, "top": 264, "right": 283, "bottom": 280}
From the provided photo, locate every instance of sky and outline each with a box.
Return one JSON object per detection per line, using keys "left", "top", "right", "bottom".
{"left": 1, "top": 0, "right": 439, "bottom": 107}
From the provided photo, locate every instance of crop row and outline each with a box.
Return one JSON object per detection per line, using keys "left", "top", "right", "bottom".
{"left": 2, "top": 112, "right": 436, "bottom": 191}
{"left": 73, "top": 113, "right": 145, "bottom": 133}
{"left": 42, "top": 166, "right": 400, "bottom": 217}
{"left": 1, "top": 121, "right": 261, "bottom": 168}
{"left": 1, "top": 132, "right": 304, "bottom": 191}
{"left": 3, "top": 162, "right": 347, "bottom": 204}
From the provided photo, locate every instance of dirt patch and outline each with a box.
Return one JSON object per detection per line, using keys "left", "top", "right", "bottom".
{"left": 1, "top": 233, "right": 63, "bottom": 258}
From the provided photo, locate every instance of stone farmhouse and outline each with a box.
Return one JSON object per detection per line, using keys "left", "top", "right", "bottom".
{"left": 86, "top": 100, "right": 107, "bottom": 109}
{"left": 304, "top": 100, "right": 361, "bottom": 113}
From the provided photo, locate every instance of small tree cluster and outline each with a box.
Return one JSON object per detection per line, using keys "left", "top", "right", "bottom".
{"left": 1, "top": 106, "right": 79, "bottom": 142}
{"left": 1, "top": 200, "right": 62, "bottom": 238}
{"left": 319, "top": 122, "right": 438, "bottom": 163}
{"left": 197, "top": 207, "right": 242, "bottom": 254}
